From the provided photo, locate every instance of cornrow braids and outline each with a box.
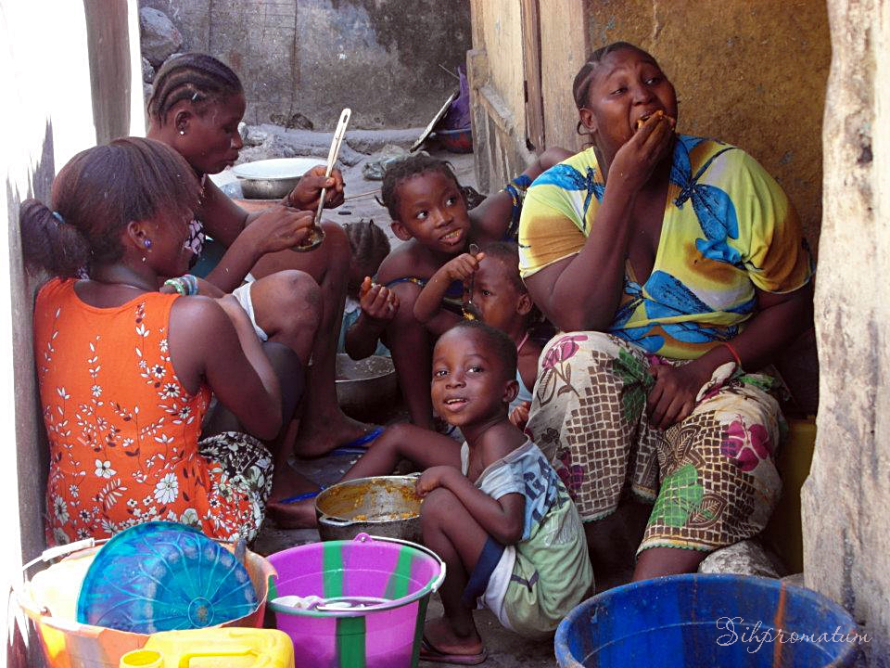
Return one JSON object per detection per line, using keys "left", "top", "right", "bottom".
{"left": 344, "top": 219, "right": 391, "bottom": 274}
{"left": 572, "top": 41, "right": 649, "bottom": 110}
{"left": 148, "top": 52, "right": 243, "bottom": 124}
{"left": 380, "top": 153, "right": 464, "bottom": 221}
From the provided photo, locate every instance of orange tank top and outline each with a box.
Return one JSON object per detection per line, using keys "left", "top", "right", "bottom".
{"left": 35, "top": 278, "right": 213, "bottom": 544}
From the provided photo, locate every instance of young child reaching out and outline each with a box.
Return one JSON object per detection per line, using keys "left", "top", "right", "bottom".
{"left": 414, "top": 241, "right": 543, "bottom": 428}
{"left": 350, "top": 150, "right": 570, "bottom": 430}
{"left": 339, "top": 321, "right": 592, "bottom": 662}
{"left": 338, "top": 220, "right": 394, "bottom": 357}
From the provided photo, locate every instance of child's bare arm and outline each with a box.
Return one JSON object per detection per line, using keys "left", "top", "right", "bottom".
{"left": 416, "top": 466, "right": 525, "bottom": 545}
{"left": 345, "top": 277, "right": 399, "bottom": 359}
{"left": 413, "top": 252, "right": 484, "bottom": 324}
{"left": 470, "top": 146, "right": 574, "bottom": 241}
{"left": 345, "top": 314, "right": 386, "bottom": 360}
{"left": 341, "top": 423, "right": 462, "bottom": 482}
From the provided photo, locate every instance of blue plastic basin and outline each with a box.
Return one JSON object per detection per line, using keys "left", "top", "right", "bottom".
{"left": 555, "top": 574, "right": 861, "bottom": 667}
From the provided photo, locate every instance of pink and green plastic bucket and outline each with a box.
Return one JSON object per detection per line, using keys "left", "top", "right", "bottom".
{"left": 268, "top": 533, "right": 445, "bottom": 668}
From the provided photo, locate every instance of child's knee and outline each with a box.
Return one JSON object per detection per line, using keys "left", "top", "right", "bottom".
{"left": 420, "top": 487, "right": 459, "bottom": 527}
{"left": 381, "top": 422, "right": 412, "bottom": 443}
{"left": 274, "top": 270, "right": 322, "bottom": 325}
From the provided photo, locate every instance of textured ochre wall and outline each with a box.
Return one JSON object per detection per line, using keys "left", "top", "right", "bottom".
{"left": 583, "top": 0, "right": 830, "bottom": 253}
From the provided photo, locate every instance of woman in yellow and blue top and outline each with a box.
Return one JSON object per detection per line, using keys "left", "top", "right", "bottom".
{"left": 518, "top": 42, "right": 813, "bottom": 581}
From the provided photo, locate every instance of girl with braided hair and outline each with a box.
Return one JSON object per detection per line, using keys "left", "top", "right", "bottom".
{"left": 23, "top": 137, "right": 319, "bottom": 543}
{"left": 338, "top": 220, "right": 393, "bottom": 357}
{"left": 147, "top": 53, "right": 377, "bottom": 467}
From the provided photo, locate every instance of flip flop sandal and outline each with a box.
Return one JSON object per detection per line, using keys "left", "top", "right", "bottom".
{"left": 330, "top": 426, "right": 385, "bottom": 456}
{"left": 419, "top": 636, "right": 488, "bottom": 665}
{"left": 274, "top": 486, "right": 326, "bottom": 505}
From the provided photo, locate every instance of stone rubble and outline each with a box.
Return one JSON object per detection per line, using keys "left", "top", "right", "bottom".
{"left": 139, "top": 7, "right": 183, "bottom": 67}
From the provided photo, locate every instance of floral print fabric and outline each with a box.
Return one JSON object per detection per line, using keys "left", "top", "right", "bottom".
{"left": 35, "top": 279, "right": 272, "bottom": 545}
{"left": 527, "top": 331, "right": 783, "bottom": 553}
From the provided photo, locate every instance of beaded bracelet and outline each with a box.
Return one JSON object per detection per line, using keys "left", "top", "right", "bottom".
{"left": 163, "top": 274, "right": 199, "bottom": 296}
{"left": 181, "top": 274, "right": 198, "bottom": 295}
{"left": 163, "top": 278, "right": 187, "bottom": 296}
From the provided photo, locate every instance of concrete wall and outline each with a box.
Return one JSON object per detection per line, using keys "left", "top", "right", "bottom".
{"left": 802, "top": 0, "right": 890, "bottom": 662}
{"left": 583, "top": 0, "right": 829, "bottom": 253}
{"left": 140, "top": 0, "right": 471, "bottom": 130}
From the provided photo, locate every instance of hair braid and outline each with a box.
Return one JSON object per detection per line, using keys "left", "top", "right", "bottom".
{"left": 344, "top": 220, "right": 391, "bottom": 273}
{"left": 148, "top": 53, "right": 243, "bottom": 124}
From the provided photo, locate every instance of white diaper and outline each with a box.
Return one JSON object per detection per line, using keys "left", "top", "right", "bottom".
{"left": 231, "top": 277, "right": 268, "bottom": 341}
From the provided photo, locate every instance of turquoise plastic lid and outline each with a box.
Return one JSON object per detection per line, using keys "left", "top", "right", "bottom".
{"left": 76, "top": 522, "right": 257, "bottom": 633}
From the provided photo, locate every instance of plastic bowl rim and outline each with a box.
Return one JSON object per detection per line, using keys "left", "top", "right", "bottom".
{"left": 554, "top": 573, "right": 861, "bottom": 665}
{"left": 268, "top": 533, "right": 445, "bottom": 618}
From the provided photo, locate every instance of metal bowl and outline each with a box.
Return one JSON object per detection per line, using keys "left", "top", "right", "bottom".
{"left": 335, "top": 354, "right": 397, "bottom": 421}
{"left": 315, "top": 476, "right": 422, "bottom": 542}
{"left": 232, "top": 157, "right": 322, "bottom": 200}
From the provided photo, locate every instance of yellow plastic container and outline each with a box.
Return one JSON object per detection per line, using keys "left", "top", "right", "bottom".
{"left": 761, "top": 417, "right": 817, "bottom": 573}
{"left": 119, "top": 628, "right": 294, "bottom": 667}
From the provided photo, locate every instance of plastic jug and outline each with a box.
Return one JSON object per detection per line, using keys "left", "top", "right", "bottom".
{"left": 119, "top": 628, "right": 294, "bottom": 668}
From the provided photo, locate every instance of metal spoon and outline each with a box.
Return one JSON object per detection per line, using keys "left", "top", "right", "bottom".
{"left": 293, "top": 108, "right": 351, "bottom": 252}
{"left": 464, "top": 243, "right": 482, "bottom": 320}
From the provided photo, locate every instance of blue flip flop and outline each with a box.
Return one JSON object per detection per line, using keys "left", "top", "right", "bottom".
{"left": 330, "top": 426, "right": 385, "bottom": 456}
{"left": 275, "top": 487, "right": 325, "bottom": 505}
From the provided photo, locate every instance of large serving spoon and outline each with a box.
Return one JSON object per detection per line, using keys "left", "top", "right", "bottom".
{"left": 293, "top": 107, "right": 351, "bottom": 252}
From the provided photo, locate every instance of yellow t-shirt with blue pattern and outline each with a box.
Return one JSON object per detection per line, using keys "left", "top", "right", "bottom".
{"left": 518, "top": 136, "right": 813, "bottom": 359}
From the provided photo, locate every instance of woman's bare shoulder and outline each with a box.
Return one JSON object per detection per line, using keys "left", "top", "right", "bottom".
{"left": 169, "top": 294, "right": 228, "bottom": 333}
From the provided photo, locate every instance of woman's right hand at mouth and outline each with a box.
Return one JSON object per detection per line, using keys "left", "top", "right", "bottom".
{"left": 609, "top": 112, "right": 675, "bottom": 193}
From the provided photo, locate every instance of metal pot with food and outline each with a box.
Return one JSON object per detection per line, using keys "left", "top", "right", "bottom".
{"left": 315, "top": 476, "right": 422, "bottom": 543}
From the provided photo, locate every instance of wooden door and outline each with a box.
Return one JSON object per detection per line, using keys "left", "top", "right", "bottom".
{"left": 520, "top": 0, "right": 545, "bottom": 152}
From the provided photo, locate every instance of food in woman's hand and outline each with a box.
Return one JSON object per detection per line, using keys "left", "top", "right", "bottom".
{"left": 635, "top": 109, "right": 675, "bottom": 130}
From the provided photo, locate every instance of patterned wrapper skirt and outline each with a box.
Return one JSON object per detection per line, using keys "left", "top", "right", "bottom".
{"left": 526, "top": 332, "right": 783, "bottom": 555}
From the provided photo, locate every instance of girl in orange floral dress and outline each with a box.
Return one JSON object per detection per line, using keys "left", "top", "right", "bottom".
{"left": 23, "top": 137, "right": 308, "bottom": 544}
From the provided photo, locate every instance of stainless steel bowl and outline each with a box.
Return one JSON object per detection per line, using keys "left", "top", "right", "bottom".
{"left": 232, "top": 157, "right": 322, "bottom": 200}
{"left": 315, "top": 476, "right": 422, "bottom": 542}
{"left": 239, "top": 176, "right": 300, "bottom": 200}
{"left": 335, "top": 354, "right": 397, "bottom": 421}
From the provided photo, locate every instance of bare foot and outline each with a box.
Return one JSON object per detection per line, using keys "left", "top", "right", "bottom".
{"left": 423, "top": 616, "right": 483, "bottom": 656}
{"left": 292, "top": 411, "right": 375, "bottom": 458}
{"left": 269, "top": 459, "right": 318, "bottom": 503}
{"left": 266, "top": 498, "right": 318, "bottom": 529}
